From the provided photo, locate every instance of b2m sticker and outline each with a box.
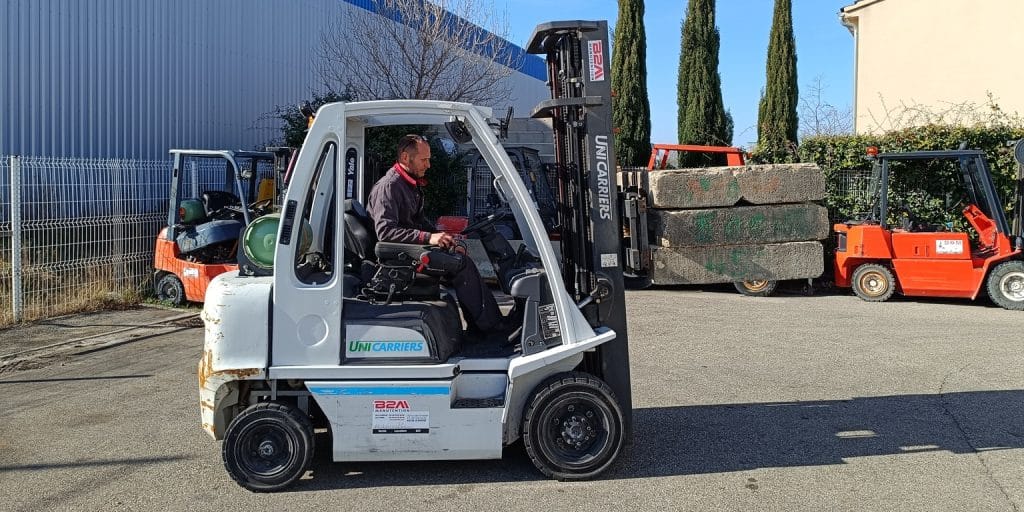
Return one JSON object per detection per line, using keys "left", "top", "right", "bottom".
{"left": 935, "top": 239, "right": 964, "bottom": 255}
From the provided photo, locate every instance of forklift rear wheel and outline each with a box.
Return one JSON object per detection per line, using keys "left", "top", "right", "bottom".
{"left": 734, "top": 280, "right": 777, "bottom": 297}
{"left": 222, "top": 402, "right": 314, "bottom": 492}
{"left": 986, "top": 260, "right": 1024, "bottom": 310}
{"left": 155, "top": 273, "right": 186, "bottom": 306}
{"left": 522, "top": 372, "right": 624, "bottom": 481}
{"left": 852, "top": 264, "right": 896, "bottom": 302}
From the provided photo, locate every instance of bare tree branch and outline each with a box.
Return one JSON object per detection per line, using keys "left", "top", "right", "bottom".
{"left": 798, "top": 75, "right": 853, "bottom": 137}
{"left": 865, "top": 91, "right": 1023, "bottom": 133}
{"left": 316, "top": 0, "right": 519, "bottom": 107}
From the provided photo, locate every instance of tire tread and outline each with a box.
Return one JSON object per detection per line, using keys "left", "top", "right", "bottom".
{"left": 986, "top": 260, "right": 1024, "bottom": 311}
{"left": 222, "top": 401, "right": 314, "bottom": 492}
{"left": 521, "top": 371, "right": 623, "bottom": 481}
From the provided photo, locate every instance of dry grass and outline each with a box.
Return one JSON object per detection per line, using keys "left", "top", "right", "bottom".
{"left": 0, "top": 264, "right": 148, "bottom": 329}
{"left": 0, "top": 219, "right": 162, "bottom": 328}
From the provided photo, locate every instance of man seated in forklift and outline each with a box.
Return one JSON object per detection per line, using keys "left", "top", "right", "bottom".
{"left": 367, "top": 134, "right": 505, "bottom": 336}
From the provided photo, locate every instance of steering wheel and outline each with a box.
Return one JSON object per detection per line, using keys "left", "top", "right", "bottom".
{"left": 462, "top": 212, "right": 506, "bottom": 236}
{"left": 896, "top": 202, "right": 920, "bottom": 231}
{"left": 248, "top": 197, "right": 275, "bottom": 215}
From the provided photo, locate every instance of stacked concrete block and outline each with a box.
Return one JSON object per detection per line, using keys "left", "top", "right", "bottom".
{"left": 647, "top": 163, "right": 828, "bottom": 285}
{"left": 646, "top": 163, "right": 826, "bottom": 209}
{"left": 650, "top": 242, "right": 824, "bottom": 284}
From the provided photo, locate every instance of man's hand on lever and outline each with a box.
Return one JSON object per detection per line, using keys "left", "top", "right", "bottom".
{"left": 429, "top": 232, "right": 455, "bottom": 249}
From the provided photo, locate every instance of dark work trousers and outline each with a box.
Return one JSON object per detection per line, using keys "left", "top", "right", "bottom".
{"left": 429, "top": 250, "right": 501, "bottom": 331}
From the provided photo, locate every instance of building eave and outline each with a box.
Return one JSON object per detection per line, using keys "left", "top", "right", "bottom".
{"left": 839, "top": 9, "right": 858, "bottom": 36}
{"left": 841, "top": 0, "right": 887, "bottom": 15}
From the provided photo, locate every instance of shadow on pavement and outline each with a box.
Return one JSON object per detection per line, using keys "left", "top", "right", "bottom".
{"left": 289, "top": 389, "right": 1024, "bottom": 490}
{"left": 0, "top": 455, "right": 192, "bottom": 473}
{"left": 0, "top": 374, "right": 154, "bottom": 385}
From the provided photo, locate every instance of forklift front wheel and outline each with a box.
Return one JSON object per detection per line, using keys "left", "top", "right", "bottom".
{"left": 986, "top": 260, "right": 1024, "bottom": 310}
{"left": 222, "top": 402, "right": 314, "bottom": 492}
{"left": 734, "top": 280, "right": 777, "bottom": 297}
{"left": 852, "top": 264, "right": 896, "bottom": 302}
{"left": 155, "top": 273, "right": 186, "bottom": 306}
{"left": 522, "top": 372, "right": 624, "bottom": 481}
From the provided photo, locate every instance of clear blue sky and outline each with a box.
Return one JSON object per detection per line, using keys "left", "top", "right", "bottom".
{"left": 504, "top": 0, "right": 854, "bottom": 149}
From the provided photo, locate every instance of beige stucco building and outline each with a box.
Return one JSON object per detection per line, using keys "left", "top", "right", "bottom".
{"left": 841, "top": 0, "right": 1024, "bottom": 133}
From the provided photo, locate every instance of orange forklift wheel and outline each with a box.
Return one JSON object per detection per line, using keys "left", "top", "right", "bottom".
{"left": 986, "top": 260, "right": 1024, "bottom": 311}
{"left": 733, "top": 280, "right": 777, "bottom": 297}
{"left": 155, "top": 273, "right": 186, "bottom": 306}
{"left": 852, "top": 264, "right": 896, "bottom": 302}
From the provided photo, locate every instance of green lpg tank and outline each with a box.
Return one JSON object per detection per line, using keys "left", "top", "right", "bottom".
{"left": 241, "top": 214, "right": 312, "bottom": 270}
{"left": 178, "top": 199, "right": 206, "bottom": 223}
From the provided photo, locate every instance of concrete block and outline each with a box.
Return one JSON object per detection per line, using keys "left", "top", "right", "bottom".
{"left": 647, "top": 163, "right": 826, "bottom": 209}
{"left": 650, "top": 241, "right": 824, "bottom": 285}
{"left": 650, "top": 203, "right": 829, "bottom": 247}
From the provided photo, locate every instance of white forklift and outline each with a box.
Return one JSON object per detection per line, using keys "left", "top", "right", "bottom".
{"left": 199, "top": 20, "right": 633, "bottom": 492}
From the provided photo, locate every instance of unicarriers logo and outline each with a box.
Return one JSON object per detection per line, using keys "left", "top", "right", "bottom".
{"left": 588, "top": 40, "right": 605, "bottom": 82}
{"left": 594, "top": 135, "right": 611, "bottom": 219}
{"left": 348, "top": 341, "right": 424, "bottom": 352}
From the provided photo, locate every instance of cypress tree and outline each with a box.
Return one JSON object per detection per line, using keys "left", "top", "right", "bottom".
{"left": 611, "top": 0, "right": 652, "bottom": 168}
{"left": 757, "top": 0, "right": 799, "bottom": 161}
{"left": 677, "top": 0, "right": 730, "bottom": 167}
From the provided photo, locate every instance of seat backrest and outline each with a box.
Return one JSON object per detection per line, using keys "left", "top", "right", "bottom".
{"left": 344, "top": 199, "right": 377, "bottom": 262}
{"left": 201, "top": 190, "right": 240, "bottom": 216}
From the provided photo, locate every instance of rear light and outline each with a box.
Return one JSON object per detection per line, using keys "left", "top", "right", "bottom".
{"left": 836, "top": 232, "right": 847, "bottom": 252}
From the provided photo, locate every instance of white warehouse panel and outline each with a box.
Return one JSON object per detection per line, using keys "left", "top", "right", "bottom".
{"left": 0, "top": 0, "right": 548, "bottom": 159}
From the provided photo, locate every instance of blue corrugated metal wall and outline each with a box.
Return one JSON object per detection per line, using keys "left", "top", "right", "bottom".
{"left": 0, "top": 0, "right": 546, "bottom": 160}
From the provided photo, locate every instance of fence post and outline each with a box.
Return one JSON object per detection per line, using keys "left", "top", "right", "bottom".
{"left": 10, "top": 155, "right": 22, "bottom": 323}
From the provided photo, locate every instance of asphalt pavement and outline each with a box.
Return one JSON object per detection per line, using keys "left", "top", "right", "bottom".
{"left": 1, "top": 289, "right": 1022, "bottom": 511}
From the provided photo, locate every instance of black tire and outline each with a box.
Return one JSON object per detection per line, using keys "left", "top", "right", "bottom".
{"left": 155, "top": 273, "right": 186, "bottom": 306}
{"left": 522, "top": 372, "right": 624, "bottom": 481}
{"left": 986, "top": 260, "right": 1024, "bottom": 311}
{"left": 851, "top": 263, "right": 896, "bottom": 302}
{"left": 222, "top": 402, "right": 314, "bottom": 492}
{"left": 733, "top": 279, "right": 777, "bottom": 297}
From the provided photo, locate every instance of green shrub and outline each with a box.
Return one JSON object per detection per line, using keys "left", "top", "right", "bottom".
{"left": 800, "top": 124, "right": 1024, "bottom": 227}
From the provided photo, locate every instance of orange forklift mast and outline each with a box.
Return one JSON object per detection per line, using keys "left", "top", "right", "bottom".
{"left": 647, "top": 143, "right": 746, "bottom": 170}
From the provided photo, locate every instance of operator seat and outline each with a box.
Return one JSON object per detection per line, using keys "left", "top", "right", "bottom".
{"left": 201, "top": 190, "right": 240, "bottom": 217}
{"left": 343, "top": 199, "right": 377, "bottom": 263}
{"left": 343, "top": 199, "right": 441, "bottom": 301}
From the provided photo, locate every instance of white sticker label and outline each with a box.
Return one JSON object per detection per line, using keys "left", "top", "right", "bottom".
{"left": 372, "top": 406, "right": 429, "bottom": 434}
{"left": 539, "top": 303, "right": 561, "bottom": 340}
{"left": 601, "top": 253, "right": 619, "bottom": 268}
{"left": 182, "top": 267, "right": 199, "bottom": 278}
{"left": 936, "top": 239, "right": 964, "bottom": 255}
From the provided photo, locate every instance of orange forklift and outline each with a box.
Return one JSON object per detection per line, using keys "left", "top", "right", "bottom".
{"left": 153, "top": 150, "right": 281, "bottom": 305}
{"left": 834, "top": 144, "right": 1024, "bottom": 309}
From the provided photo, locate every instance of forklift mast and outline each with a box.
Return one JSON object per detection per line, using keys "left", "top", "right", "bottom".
{"left": 527, "top": 20, "right": 632, "bottom": 432}
{"left": 1014, "top": 140, "right": 1024, "bottom": 249}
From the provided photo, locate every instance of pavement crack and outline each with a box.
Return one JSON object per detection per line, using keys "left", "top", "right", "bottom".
{"left": 938, "top": 364, "right": 1020, "bottom": 512}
